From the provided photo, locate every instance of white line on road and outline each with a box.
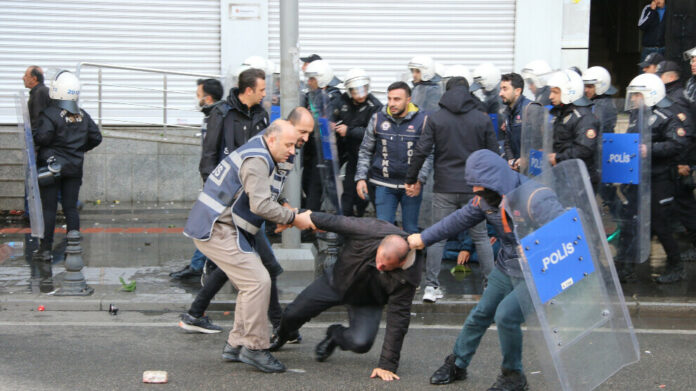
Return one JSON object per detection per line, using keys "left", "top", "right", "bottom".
{"left": 0, "top": 321, "right": 695, "bottom": 335}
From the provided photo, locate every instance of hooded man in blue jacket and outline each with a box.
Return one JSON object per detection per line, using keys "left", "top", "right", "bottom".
{"left": 408, "top": 149, "right": 563, "bottom": 390}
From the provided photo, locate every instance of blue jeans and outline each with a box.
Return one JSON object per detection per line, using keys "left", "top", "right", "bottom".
{"left": 453, "top": 267, "right": 525, "bottom": 372}
{"left": 374, "top": 185, "right": 423, "bottom": 234}
{"left": 189, "top": 248, "right": 207, "bottom": 271}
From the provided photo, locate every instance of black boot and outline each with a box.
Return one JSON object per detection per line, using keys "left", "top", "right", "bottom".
{"left": 169, "top": 265, "right": 202, "bottom": 279}
{"left": 616, "top": 262, "right": 636, "bottom": 283}
{"left": 655, "top": 264, "right": 686, "bottom": 284}
{"left": 487, "top": 368, "right": 528, "bottom": 391}
{"left": 429, "top": 354, "right": 467, "bottom": 385}
{"left": 315, "top": 324, "right": 339, "bottom": 362}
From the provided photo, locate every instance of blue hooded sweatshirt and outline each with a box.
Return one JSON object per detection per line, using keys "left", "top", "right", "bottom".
{"left": 421, "top": 149, "right": 562, "bottom": 277}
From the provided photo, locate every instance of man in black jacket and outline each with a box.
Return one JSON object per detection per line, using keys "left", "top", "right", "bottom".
{"left": 199, "top": 68, "right": 269, "bottom": 180}
{"left": 270, "top": 212, "right": 423, "bottom": 382}
{"left": 637, "top": 0, "right": 666, "bottom": 64}
{"left": 23, "top": 66, "right": 50, "bottom": 129}
{"left": 405, "top": 77, "right": 498, "bottom": 303}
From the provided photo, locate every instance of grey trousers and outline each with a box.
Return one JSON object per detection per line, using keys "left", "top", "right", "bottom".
{"left": 425, "top": 192, "right": 495, "bottom": 288}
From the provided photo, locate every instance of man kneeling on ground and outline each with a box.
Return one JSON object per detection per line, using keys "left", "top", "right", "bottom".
{"left": 270, "top": 212, "right": 424, "bottom": 381}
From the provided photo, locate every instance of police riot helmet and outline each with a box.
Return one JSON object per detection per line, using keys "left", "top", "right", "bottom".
{"left": 582, "top": 66, "right": 614, "bottom": 96}
{"left": 242, "top": 56, "right": 270, "bottom": 73}
{"left": 407, "top": 56, "right": 436, "bottom": 82}
{"left": 442, "top": 65, "right": 473, "bottom": 86}
{"left": 546, "top": 69, "right": 585, "bottom": 105}
{"left": 520, "top": 60, "right": 552, "bottom": 89}
{"left": 472, "top": 62, "right": 501, "bottom": 92}
{"left": 344, "top": 68, "right": 370, "bottom": 89}
{"left": 49, "top": 70, "right": 81, "bottom": 114}
{"left": 304, "top": 60, "right": 334, "bottom": 89}
{"left": 625, "top": 73, "right": 667, "bottom": 110}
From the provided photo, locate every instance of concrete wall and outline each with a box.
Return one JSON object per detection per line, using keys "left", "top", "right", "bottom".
{"left": 81, "top": 134, "right": 201, "bottom": 203}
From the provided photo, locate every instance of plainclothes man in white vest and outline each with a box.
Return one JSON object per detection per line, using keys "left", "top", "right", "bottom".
{"left": 184, "top": 120, "right": 315, "bottom": 373}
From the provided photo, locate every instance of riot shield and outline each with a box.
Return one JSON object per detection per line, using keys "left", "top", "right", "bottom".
{"left": 15, "top": 91, "right": 44, "bottom": 238}
{"left": 308, "top": 89, "right": 343, "bottom": 214}
{"left": 519, "top": 102, "right": 552, "bottom": 177}
{"left": 504, "top": 159, "right": 639, "bottom": 391}
{"left": 597, "top": 105, "right": 651, "bottom": 263}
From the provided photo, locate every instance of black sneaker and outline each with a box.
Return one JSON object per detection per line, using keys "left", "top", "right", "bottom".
{"left": 222, "top": 343, "right": 241, "bottom": 362}
{"left": 239, "top": 347, "right": 286, "bottom": 373}
{"left": 487, "top": 368, "right": 528, "bottom": 391}
{"left": 178, "top": 313, "right": 222, "bottom": 334}
{"left": 287, "top": 329, "right": 302, "bottom": 344}
{"left": 270, "top": 328, "right": 301, "bottom": 351}
{"left": 170, "top": 265, "right": 202, "bottom": 280}
{"left": 430, "top": 354, "right": 467, "bottom": 385}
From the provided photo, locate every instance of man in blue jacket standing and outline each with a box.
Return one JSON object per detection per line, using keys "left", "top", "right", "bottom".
{"left": 408, "top": 149, "right": 563, "bottom": 390}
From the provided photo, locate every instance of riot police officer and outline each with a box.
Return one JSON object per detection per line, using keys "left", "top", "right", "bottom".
{"left": 472, "top": 63, "right": 505, "bottom": 148}
{"left": 521, "top": 59, "right": 553, "bottom": 106}
{"left": 408, "top": 55, "right": 442, "bottom": 113}
{"left": 332, "top": 68, "right": 383, "bottom": 216}
{"left": 625, "top": 73, "right": 689, "bottom": 283}
{"left": 302, "top": 59, "right": 342, "bottom": 212}
{"left": 33, "top": 70, "right": 102, "bottom": 260}
{"left": 546, "top": 69, "right": 600, "bottom": 186}
{"left": 582, "top": 66, "right": 618, "bottom": 133}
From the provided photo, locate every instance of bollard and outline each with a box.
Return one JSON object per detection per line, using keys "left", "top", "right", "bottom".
{"left": 314, "top": 231, "right": 340, "bottom": 278}
{"left": 53, "top": 230, "right": 94, "bottom": 296}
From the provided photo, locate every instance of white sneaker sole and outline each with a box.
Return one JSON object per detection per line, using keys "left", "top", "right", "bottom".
{"left": 178, "top": 321, "right": 222, "bottom": 334}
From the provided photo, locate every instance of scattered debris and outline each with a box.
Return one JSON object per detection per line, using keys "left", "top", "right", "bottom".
{"left": 108, "top": 304, "right": 119, "bottom": 315}
{"left": 119, "top": 277, "right": 136, "bottom": 292}
{"left": 143, "top": 370, "right": 168, "bottom": 384}
{"left": 37, "top": 305, "right": 45, "bottom": 312}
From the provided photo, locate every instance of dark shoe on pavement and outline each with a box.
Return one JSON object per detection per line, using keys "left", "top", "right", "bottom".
{"left": 430, "top": 354, "right": 467, "bottom": 385}
{"left": 287, "top": 329, "right": 302, "bottom": 344}
{"left": 222, "top": 343, "right": 242, "bottom": 362}
{"left": 487, "top": 368, "right": 528, "bottom": 391}
{"left": 315, "top": 325, "right": 339, "bottom": 362}
{"left": 178, "top": 313, "right": 222, "bottom": 334}
{"left": 616, "top": 263, "right": 637, "bottom": 283}
{"left": 655, "top": 267, "right": 686, "bottom": 284}
{"left": 169, "top": 265, "right": 202, "bottom": 279}
{"left": 270, "top": 327, "right": 302, "bottom": 351}
{"left": 239, "top": 347, "right": 286, "bottom": 373}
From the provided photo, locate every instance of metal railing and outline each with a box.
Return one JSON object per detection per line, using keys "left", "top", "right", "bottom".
{"left": 75, "top": 62, "right": 221, "bottom": 135}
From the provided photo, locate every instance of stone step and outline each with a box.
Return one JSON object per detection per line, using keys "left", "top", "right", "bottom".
{"left": 0, "top": 196, "right": 23, "bottom": 210}
{"left": 0, "top": 149, "right": 23, "bottom": 165}
{"left": 0, "top": 131, "right": 23, "bottom": 150}
{"left": 0, "top": 164, "right": 24, "bottom": 179}
{"left": 0, "top": 180, "right": 23, "bottom": 197}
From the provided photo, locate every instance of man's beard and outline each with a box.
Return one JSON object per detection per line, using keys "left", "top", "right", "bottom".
{"left": 474, "top": 188, "right": 502, "bottom": 207}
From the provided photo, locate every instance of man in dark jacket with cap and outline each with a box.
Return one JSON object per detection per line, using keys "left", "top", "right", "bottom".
{"left": 408, "top": 149, "right": 563, "bottom": 390}
{"left": 270, "top": 212, "right": 423, "bottom": 382}
{"left": 405, "top": 77, "right": 498, "bottom": 303}
{"left": 640, "top": 52, "right": 665, "bottom": 74}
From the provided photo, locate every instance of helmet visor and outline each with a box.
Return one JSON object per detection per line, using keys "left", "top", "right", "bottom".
{"left": 624, "top": 87, "right": 648, "bottom": 111}
{"left": 349, "top": 85, "right": 368, "bottom": 100}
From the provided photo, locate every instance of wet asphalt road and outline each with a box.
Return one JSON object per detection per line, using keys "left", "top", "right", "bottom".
{"left": 0, "top": 311, "right": 694, "bottom": 391}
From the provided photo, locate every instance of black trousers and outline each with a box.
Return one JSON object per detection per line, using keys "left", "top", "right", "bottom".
{"left": 675, "top": 181, "right": 696, "bottom": 245}
{"left": 188, "top": 229, "right": 283, "bottom": 328}
{"left": 277, "top": 274, "right": 383, "bottom": 354}
{"left": 302, "top": 157, "right": 323, "bottom": 211}
{"left": 652, "top": 178, "right": 682, "bottom": 268}
{"left": 340, "top": 158, "right": 369, "bottom": 217}
{"left": 39, "top": 176, "right": 81, "bottom": 249}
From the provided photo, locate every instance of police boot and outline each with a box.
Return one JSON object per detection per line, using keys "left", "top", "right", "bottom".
{"left": 616, "top": 262, "right": 636, "bottom": 283}
{"left": 655, "top": 264, "right": 686, "bottom": 284}
{"left": 487, "top": 368, "right": 528, "bottom": 391}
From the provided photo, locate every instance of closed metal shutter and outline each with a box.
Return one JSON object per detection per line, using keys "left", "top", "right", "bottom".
{"left": 0, "top": 0, "right": 221, "bottom": 124}
{"left": 268, "top": 0, "right": 516, "bottom": 100}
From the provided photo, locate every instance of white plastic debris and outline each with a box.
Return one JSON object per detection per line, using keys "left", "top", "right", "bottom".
{"left": 143, "top": 370, "right": 168, "bottom": 384}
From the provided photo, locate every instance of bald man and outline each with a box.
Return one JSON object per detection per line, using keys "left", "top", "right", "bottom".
{"left": 270, "top": 212, "right": 424, "bottom": 382}
{"left": 22, "top": 66, "right": 50, "bottom": 129}
{"left": 184, "top": 120, "right": 315, "bottom": 373}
